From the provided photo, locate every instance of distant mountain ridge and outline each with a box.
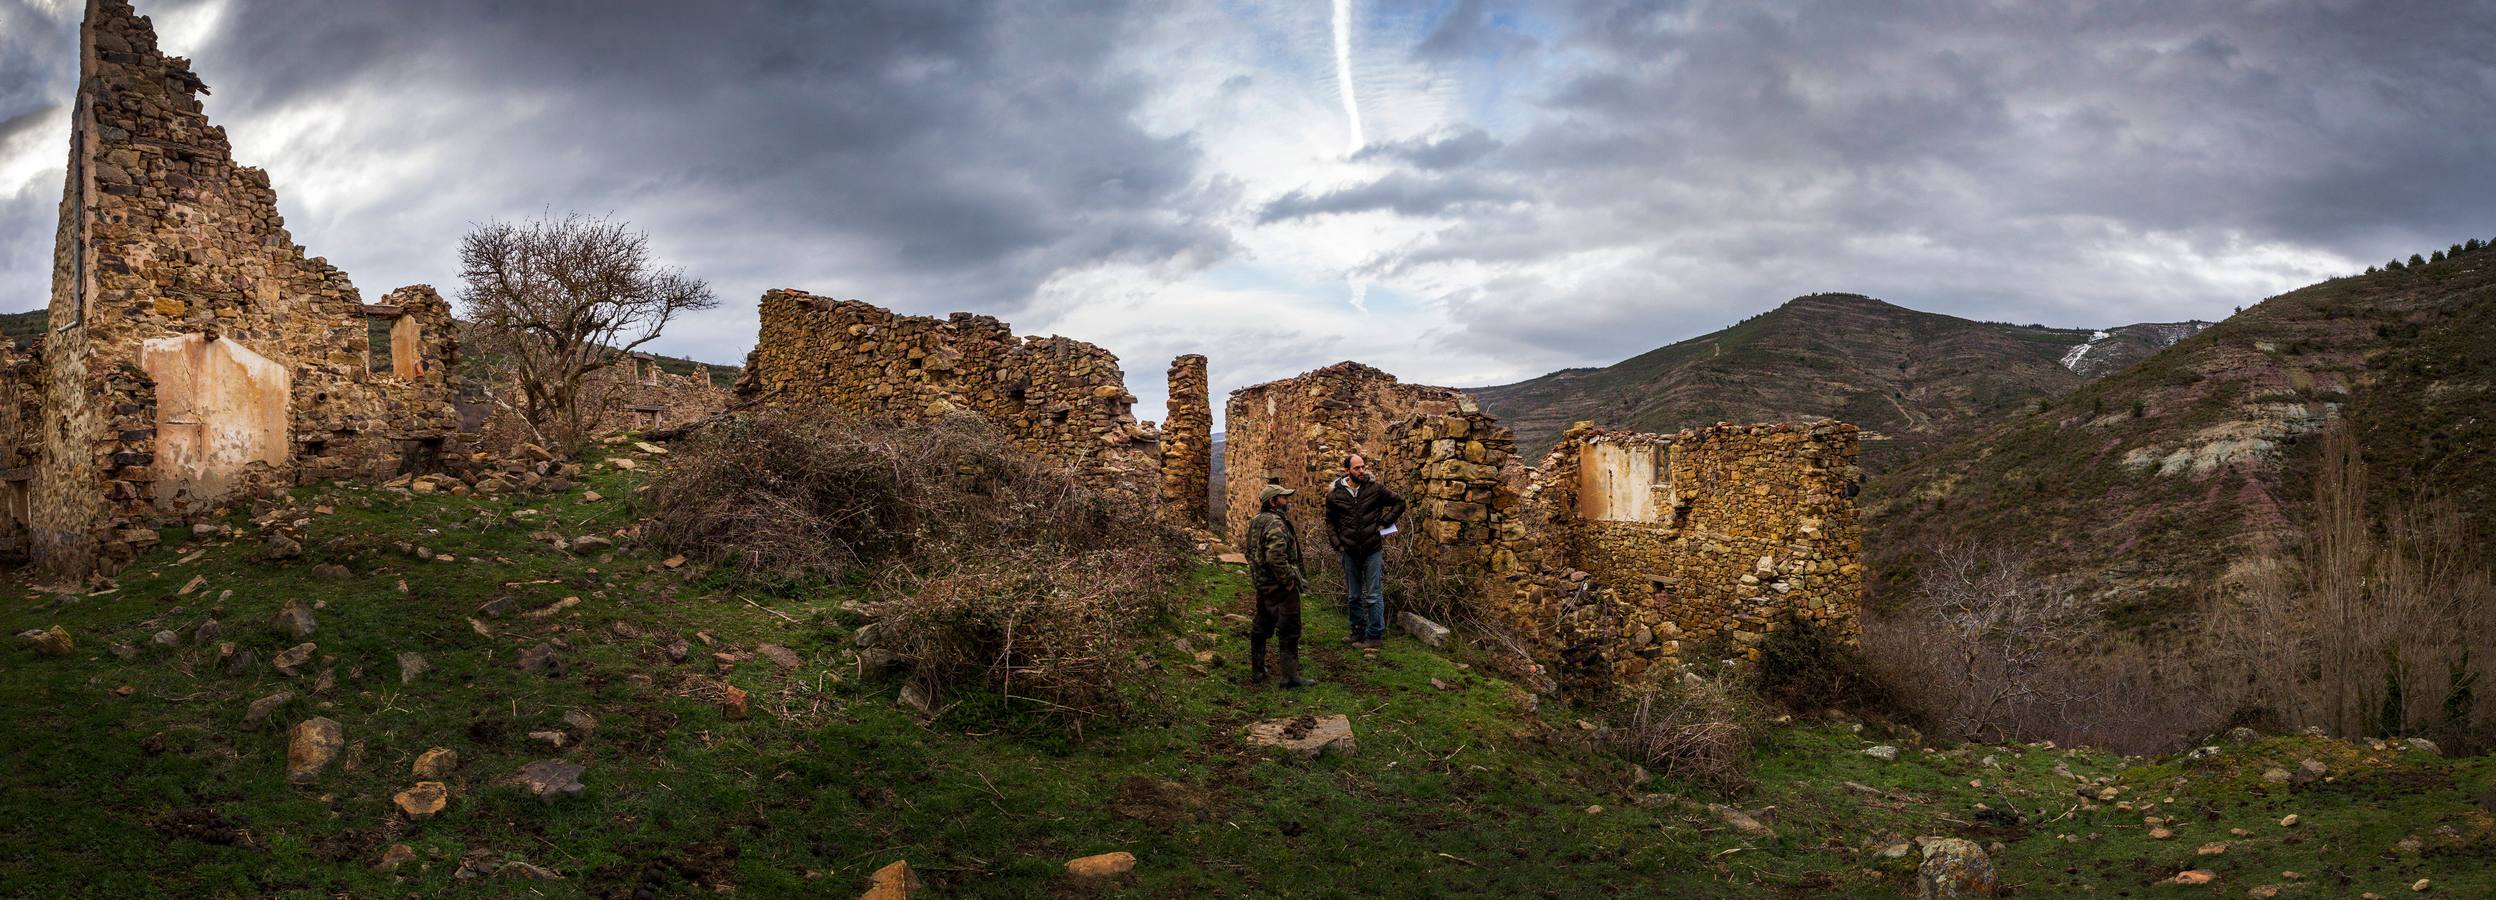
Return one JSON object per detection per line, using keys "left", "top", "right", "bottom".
{"left": 1469, "top": 292, "right": 2206, "bottom": 468}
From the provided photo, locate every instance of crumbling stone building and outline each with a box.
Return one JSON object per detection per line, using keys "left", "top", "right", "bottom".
{"left": 735, "top": 289, "right": 1168, "bottom": 503}
{"left": 474, "top": 351, "right": 732, "bottom": 448}
{"left": 1159, "top": 354, "right": 1213, "bottom": 531}
{"left": 1224, "top": 361, "right": 1863, "bottom": 691}
{"left": 5, "top": 1, "right": 464, "bottom": 574}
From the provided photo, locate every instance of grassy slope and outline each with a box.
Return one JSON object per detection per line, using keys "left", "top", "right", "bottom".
{"left": 3, "top": 453, "right": 2491, "bottom": 897}
{"left": 1867, "top": 251, "right": 2496, "bottom": 625}
{"left": 1468, "top": 294, "right": 2094, "bottom": 468}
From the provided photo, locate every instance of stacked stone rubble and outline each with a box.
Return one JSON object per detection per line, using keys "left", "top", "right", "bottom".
{"left": 17, "top": 0, "right": 464, "bottom": 575}
{"left": 1159, "top": 354, "right": 1212, "bottom": 529}
{"left": 734, "top": 289, "right": 1158, "bottom": 501}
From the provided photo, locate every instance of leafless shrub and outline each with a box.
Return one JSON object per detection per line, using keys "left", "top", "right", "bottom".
{"left": 649, "top": 413, "right": 1190, "bottom": 721}
{"left": 1864, "top": 541, "right": 2101, "bottom": 744}
{"left": 2199, "top": 424, "right": 2496, "bottom": 749}
{"left": 1605, "top": 675, "right": 1766, "bottom": 790}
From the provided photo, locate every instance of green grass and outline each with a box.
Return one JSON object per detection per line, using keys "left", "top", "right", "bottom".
{"left": 3, "top": 452, "right": 2492, "bottom": 896}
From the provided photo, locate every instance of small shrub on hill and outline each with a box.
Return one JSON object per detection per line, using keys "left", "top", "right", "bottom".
{"left": 1756, "top": 614, "right": 1900, "bottom": 718}
{"left": 1603, "top": 674, "right": 1766, "bottom": 791}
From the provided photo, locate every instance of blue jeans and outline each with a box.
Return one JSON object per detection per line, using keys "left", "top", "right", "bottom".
{"left": 1342, "top": 548, "right": 1385, "bottom": 640}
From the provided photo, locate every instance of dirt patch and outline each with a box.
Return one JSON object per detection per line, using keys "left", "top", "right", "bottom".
{"left": 1108, "top": 776, "right": 1213, "bottom": 828}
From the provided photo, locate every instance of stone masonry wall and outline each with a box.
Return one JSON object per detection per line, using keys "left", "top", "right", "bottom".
{"left": 1159, "top": 354, "right": 1212, "bottom": 530}
{"left": 735, "top": 289, "right": 1157, "bottom": 500}
{"left": 1221, "top": 361, "right": 1471, "bottom": 547}
{"left": 26, "top": 0, "right": 463, "bottom": 575}
{"left": 1225, "top": 360, "right": 1864, "bottom": 694}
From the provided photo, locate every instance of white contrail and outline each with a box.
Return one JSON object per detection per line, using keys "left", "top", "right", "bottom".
{"left": 1332, "top": 0, "right": 1364, "bottom": 155}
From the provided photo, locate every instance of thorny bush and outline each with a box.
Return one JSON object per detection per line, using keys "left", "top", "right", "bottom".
{"left": 1604, "top": 673, "right": 1768, "bottom": 791}
{"left": 650, "top": 413, "right": 1190, "bottom": 722}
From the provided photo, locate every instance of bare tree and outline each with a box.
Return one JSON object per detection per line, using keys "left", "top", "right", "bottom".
{"left": 458, "top": 213, "right": 717, "bottom": 452}
{"left": 1869, "top": 541, "right": 2098, "bottom": 743}
{"left": 2200, "top": 423, "right": 2496, "bottom": 746}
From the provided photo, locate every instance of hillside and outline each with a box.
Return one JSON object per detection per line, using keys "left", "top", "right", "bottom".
{"left": 1868, "top": 245, "right": 2496, "bottom": 625}
{"left": 1469, "top": 294, "right": 2202, "bottom": 467}
{"left": 4, "top": 451, "right": 2491, "bottom": 896}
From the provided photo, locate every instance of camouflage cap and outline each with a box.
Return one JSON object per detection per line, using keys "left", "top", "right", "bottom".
{"left": 1259, "top": 484, "right": 1297, "bottom": 505}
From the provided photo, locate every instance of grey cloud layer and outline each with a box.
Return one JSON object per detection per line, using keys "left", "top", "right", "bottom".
{"left": 2, "top": 0, "right": 2491, "bottom": 401}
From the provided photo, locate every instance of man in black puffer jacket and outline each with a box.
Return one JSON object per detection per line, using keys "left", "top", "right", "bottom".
{"left": 1323, "top": 451, "right": 1406, "bottom": 649}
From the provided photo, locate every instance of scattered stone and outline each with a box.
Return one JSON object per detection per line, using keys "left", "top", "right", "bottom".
{"left": 271, "top": 600, "right": 317, "bottom": 639}
{"left": 476, "top": 596, "right": 515, "bottom": 618}
{"left": 2148, "top": 826, "right": 2173, "bottom": 840}
{"left": 2403, "top": 737, "right": 2441, "bottom": 755}
{"left": 1864, "top": 745, "right": 1900, "bottom": 761}
{"left": 723, "top": 685, "right": 749, "bottom": 720}
{"left": 581, "top": 490, "right": 603, "bottom": 503}
{"left": 413, "top": 747, "right": 458, "bottom": 778}
{"left": 272, "top": 642, "right": 317, "bottom": 675}
{"left": 193, "top": 618, "right": 221, "bottom": 644}
{"left": 2413, "top": 878, "right": 2432, "bottom": 892}
{"left": 455, "top": 848, "right": 502, "bottom": 879}
{"left": 2197, "top": 842, "right": 2228, "bottom": 855}
{"left": 528, "top": 730, "right": 568, "bottom": 749}
{"left": 286, "top": 717, "right": 344, "bottom": 784}
{"left": 1876, "top": 843, "right": 1913, "bottom": 859}
{"left": 522, "top": 596, "right": 581, "bottom": 619}
{"left": 516, "top": 643, "right": 561, "bottom": 675}
{"left": 1399, "top": 612, "right": 1450, "bottom": 647}
{"left": 110, "top": 643, "right": 139, "bottom": 659}
{"left": 757, "top": 643, "right": 802, "bottom": 668}
{"left": 563, "top": 709, "right": 598, "bottom": 735}
{"left": 1217, "top": 552, "right": 1249, "bottom": 565}
{"left": 220, "top": 643, "right": 257, "bottom": 676}
{"left": 2248, "top": 885, "right": 2281, "bottom": 899}
{"left": 664, "top": 638, "right": 690, "bottom": 663}
{"left": 1245, "top": 714, "right": 1356, "bottom": 759}
{"left": 899, "top": 682, "right": 935, "bottom": 714}
{"left": 312, "top": 667, "right": 336, "bottom": 695}
{"left": 17, "top": 625, "right": 73, "bottom": 657}
{"left": 2294, "top": 758, "right": 2327, "bottom": 784}
{"left": 2262, "top": 767, "right": 2292, "bottom": 784}
{"left": 1708, "top": 803, "right": 1776, "bottom": 839}
{"left": 150, "top": 629, "right": 179, "bottom": 649}
{"left": 394, "top": 781, "right": 449, "bottom": 817}
{"left": 2171, "top": 869, "right": 2217, "bottom": 885}
{"left": 862, "top": 860, "right": 921, "bottom": 899}
{"left": 398, "top": 652, "right": 429, "bottom": 684}
{"left": 514, "top": 760, "right": 585, "bottom": 801}
{"left": 244, "top": 691, "right": 294, "bottom": 727}
{"left": 1914, "top": 837, "right": 1997, "bottom": 899}
{"left": 1064, "top": 852, "right": 1136, "bottom": 879}
{"left": 662, "top": 555, "right": 688, "bottom": 569}
{"left": 568, "top": 536, "right": 615, "bottom": 554}
{"left": 378, "top": 843, "right": 416, "bottom": 871}
{"left": 311, "top": 563, "right": 352, "bottom": 579}
{"left": 2279, "top": 814, "right": 2299, "bottom": 828}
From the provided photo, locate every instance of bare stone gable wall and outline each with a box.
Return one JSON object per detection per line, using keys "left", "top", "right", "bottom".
{"left": 1159, "top": 354, "right": 1212, "bottom": 530}
{"left": 734, "top": 289, "right": 1159, "bottom": 500}
{"left": 18, "top": 0, "right": 463, "bottom": 574}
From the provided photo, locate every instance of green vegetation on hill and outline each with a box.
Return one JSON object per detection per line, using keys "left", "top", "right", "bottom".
{"left": 1868, "top": 244, "right": 2496, "bottom": 626}
{"left": 4, "top": 452, "right": 2492, "bottom": 896}
{"left": 0, "top": 308, "right": 45, "bottom": 350}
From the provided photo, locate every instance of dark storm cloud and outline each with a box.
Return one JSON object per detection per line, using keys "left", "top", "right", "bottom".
{"left": 1362, "top": 0, "right": 2496, "bottom": 372}
{"left": 1, "top": 0, "right": 1234, "bottom": 362}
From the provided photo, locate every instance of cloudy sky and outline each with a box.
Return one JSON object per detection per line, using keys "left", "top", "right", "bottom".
{"left": 3, "top": 0, "right": 2492, "bottom": 424}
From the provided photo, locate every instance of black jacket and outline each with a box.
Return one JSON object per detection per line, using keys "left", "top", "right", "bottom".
{"left": 1323, "top": 475, "right": 1406, "bottom": 557}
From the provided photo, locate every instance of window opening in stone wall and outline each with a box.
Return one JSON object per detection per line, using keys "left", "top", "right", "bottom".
{"left": 1576, "top": 440, "right": 1668, "bottom": 523}
{"left": 365, "top": 315, "right": 393, "bottom": 375}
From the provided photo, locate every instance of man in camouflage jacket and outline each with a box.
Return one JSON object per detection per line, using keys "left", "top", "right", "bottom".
{"left": 1246, "top": 484, "right": 1315, "bottom": 688}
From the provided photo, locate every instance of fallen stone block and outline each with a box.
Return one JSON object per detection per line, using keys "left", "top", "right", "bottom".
{"left": 1245, "top": 714, "right": 1355, "bottom": 759}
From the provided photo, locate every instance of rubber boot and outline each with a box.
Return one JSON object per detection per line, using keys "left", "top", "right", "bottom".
{"left": 1279, "top": 646, "right": 1315, "bottom": 688}
{"left": 1248, "top": 637, "right": 1270, "bottom": 684}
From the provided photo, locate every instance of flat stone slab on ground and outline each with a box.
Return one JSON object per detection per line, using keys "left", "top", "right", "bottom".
{"left": 1245, "top": 714, "right": 1356, "bottom": 759}
{"left": 1399, "top": 612, "right": 1450, "bottom": 647}
{"left": 514, "top": 760, "right": 585, "bottom": 801}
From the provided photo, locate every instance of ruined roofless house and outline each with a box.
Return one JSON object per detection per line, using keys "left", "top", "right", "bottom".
{"left": 1222, "top": 361, "right": 1863, "bottom": 691}
{"left": 732, "top": 289, "right": 1213, "bottom": 516}
{"left": 8, "top": 0, "right": 464, "bottom": 575}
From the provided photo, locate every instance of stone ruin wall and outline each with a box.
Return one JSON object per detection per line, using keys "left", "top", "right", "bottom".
{"left": 19, "top": 0, "right": 464, "bottom": 574}
{"left": 1220, "top": 362, "right": 1471, "bottom": 557}
{"left": 734, "top": 289, "right": 1159, "bottom": 502}
{"left": 475, "top": 352, "right": 733, "bottom": 450}
{"left": 1159, "top": 354, "right": 1213, "bottom": 531}
{"left": 1225, "top": 361, "right": 1863, "bottom": 693}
